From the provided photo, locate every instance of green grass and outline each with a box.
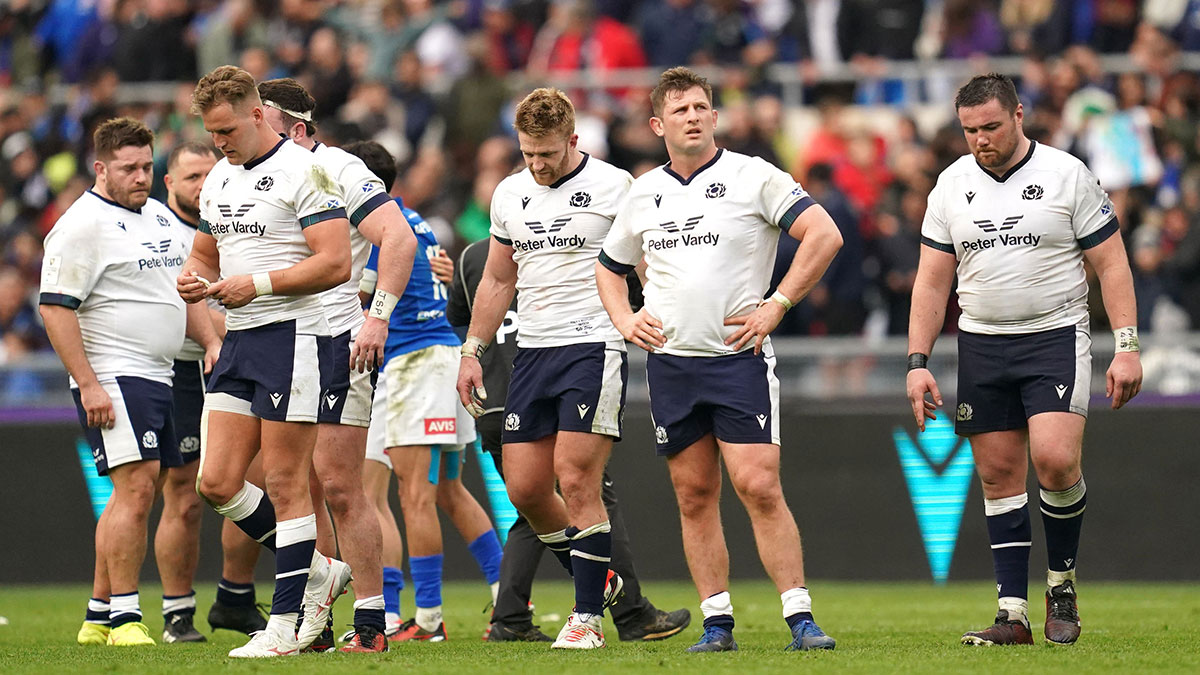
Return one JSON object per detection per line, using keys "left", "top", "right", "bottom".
{"left": 2, "top": 580, "right": 1198, "bottom": 673}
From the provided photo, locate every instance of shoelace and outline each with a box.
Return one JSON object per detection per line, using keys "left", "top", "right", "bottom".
{"left": 1047, "top": 593, "right": 1079, "bottom": 622}
{"left": 697, "top": 626, "right": 729, "bottom": 644}
{"left": 348, "top": 625, "right": 382, "bottom": 646}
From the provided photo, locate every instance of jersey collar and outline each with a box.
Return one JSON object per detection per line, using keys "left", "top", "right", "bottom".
{"left": 243, "top": 137, "right": 287, "bottom": 171}
{"left": 310, "top": 141, "right": 322, "bottom": 153}
{"left": 166, "top": 204, "right": 197, "bottom": 229}
{"left": 547, "top": 152, "right": 589, "bottom": 189}
{"left": 977, "top": 140, "right": 1036, "bottom": 183}
{"left": 87, "top": 189, "right": 141, "bottom": 214}
{"left": 663, "top": 148, "right": 723, "bottom": 186}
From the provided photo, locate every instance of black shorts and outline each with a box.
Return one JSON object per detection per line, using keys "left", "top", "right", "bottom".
{"left": 502, "top": 343, "right": 627, "bottom": 444}
{"left": 74, "top": 376, "right": 181, "bottom": 476}
{"left": 646, "top": 345, "right": 780, "bottom": 456}
{"left": 171, "top": 359, "right": 207, "bottom": 464}
{"left": 207, "top": 319, "right": 335, "bottom": 423}
{"left": 955, "top": 323, "right": 1091, "bottom": 435}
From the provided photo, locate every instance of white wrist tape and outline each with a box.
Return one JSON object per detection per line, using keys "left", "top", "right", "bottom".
{"left": 461, "top": 336, "right": 487, "bottom": 359}
{"left": 769, "top": 290, "right": 794, "bottom": 311}
{"left": 367, "top": 289, "right": 399, "bottom": 321}
{"left": 252, "top": 272, "right": 273, "bottom": 297}
{"left": 1114, "top": 326, "right": 1139, "bottom": 353}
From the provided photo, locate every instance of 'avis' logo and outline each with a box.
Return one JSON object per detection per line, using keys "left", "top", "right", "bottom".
{"left": 140, "top": 239, "right": 172, "bottom": 254}
{"left": 658, "top": 215, "right": 704, "bottom": 233}
{"left": 217, "top": 204, "right": 254, "bottom": 219}
{"left": 424, "top": 418, "right": 456, "bottom": 434}
{"left": 974, "top": 215, "right": 1023, "bottom": 232}
{"left": 526, "top": 217, "right": 571, "bottom": 234}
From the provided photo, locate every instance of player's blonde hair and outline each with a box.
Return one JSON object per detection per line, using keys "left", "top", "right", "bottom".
{"left": 651, "top": 66, "right": 713, "bottom": 118}
{"left": 191, "top": 65, "right": 260, "bottom": 115}
{"left": 94, "top": 117, "right": 154, "bottom": 161}
{"left": 513, "top": 88, "right": 575, "bottom": 139}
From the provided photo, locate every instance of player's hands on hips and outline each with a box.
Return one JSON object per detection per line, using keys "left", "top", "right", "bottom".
{"left": 614, "top": 308, "right": 665, "bottom": 353}
{"left": 430, "top": 249, "right": 454, "bottom": 285}
{"left": 906, "top": 368, "right": 943, "bottom": 432}
{"left": 351, "top": 318, "right": 387, "bottom": 373}
{"left": 456, "top": 358, "right": 488, "bottom": 418}
{"left": 724, "top": 301, "right": 786, "bottom": 355}
{"left": 207, "top": 274, "right": 256, "bottom": 309}
{"left": 177, "top": 271, "right": 210, "bottom": 303}
{"left": 79, "top": 381, "right": 115, "bottom": 429}
{"left": 1106, "top": 351, "right": 1142, "bottom": 409}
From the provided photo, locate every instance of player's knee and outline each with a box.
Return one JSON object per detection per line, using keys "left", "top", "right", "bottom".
{"left": 505, "top": 481, "right": 546, "bottom": 514}
{"left": 197, "top": 474, "right": 238, "bottom": 506}
{"left": 674, "top": 483, "right": 718, "bottom": 519}
{"left": 732, "top": 471, "right": 782, "bottom": 512}
{"left": 397, "top": 480, "right": 435, "bottom": 511}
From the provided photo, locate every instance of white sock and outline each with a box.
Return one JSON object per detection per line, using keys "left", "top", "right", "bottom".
{"left": 1048, "top": 568, "right": 1076, "bottom": 588}
{"left": 415, "top": 606, "right": 442, "bottom": 632}
{"left": 162, "top": 592, "right": 196, "bottom": 617}
{"left": 490, "top": 581, "right": 499, "bottom": 604}
{"left": 781, "top": 587, "right": 812, "bottom": 618}
{"left": 354, "top": 595, "right": 385, "bottom": 611}
{"left": 998, "top": 596, "right": 1029, "bottom": 622}
{"left": 110, "top": 592, "right": 141, "bottom": 621}
{"left": 699, "top": 590, "right": 734, "bottom": 620}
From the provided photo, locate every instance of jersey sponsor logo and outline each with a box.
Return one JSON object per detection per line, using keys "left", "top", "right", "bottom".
{"left": 526, "top": 217, "right": 571, "bottom": 234}
{"left": 217, "top": 204, "right": 254, "bottom": 218}
{"left": 963, "top": 214, "right": 1040, "bottom": 251}
{"left": 141, "top": 239, "right": 173, "bottom": 254}
{"left": 504, "top": 413, "right": 521, "bottom": 432}
{"left": 521, "top": 196, "right": 531, "bottom": 209}
{"left": 141, "top": 430, "right": 158, "bottom": 449}
{"left": 1022, "top": 184, "right": 1044, "bottom": 200}
{"left": 156, "top": 214, "right": 170, "bottom": 227}
{"left": 254, "top": 176, "right": 275, "bottom": 192}
{"left": 705, "top": 182, "right": 727, "bottom": 199}
{"left": 650, "top": 215, "right": 719, "bottom": 249}
{"left": 654, "top": 194, "right": 662, "bottom": 207}
{"left": 569, "top": 191, "right": 592, "bottom": 208}
{"left": 965, "top": 191, "right": 976, "bottom": 204}
{"left": 138, "top": 254, "right": 184, "bottom": 271}
{"left": 425, "top": 417, "right": 456, "bottom": 434}
{"left": 513, "top": 217, "right": 586, "bottom": 251}
{"left": 658, "top": 215, "right": 703, "bottom": 233}
{"left": 416, "top": 309, "right": 445, "bottom": 321}
{"left": 974, "top": 215, "right": 1023, "bottom": 232}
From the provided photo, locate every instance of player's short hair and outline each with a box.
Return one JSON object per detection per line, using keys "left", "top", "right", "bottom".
{"left": 191, "top": 65, "right": 260, "bottom": 115}
{"left": 167, "top": 141, "right": 219, "bottom": 172}
{"left": 955, "top": 73, "right": 1020, "bottom": 114}
{"left": 343, "top": 140, "right": 397, "bottom": 191}
{"left": 93, "top": 117, "right": 154, "bottom": 161}
{"left": 257, "top": 78, "right": 318, "bottom": 137}
{"left": 513, "top": 88, "right": 575, "bottom": 139}
{"left": 651, "top": 66, "right": 713, "bottom": 118}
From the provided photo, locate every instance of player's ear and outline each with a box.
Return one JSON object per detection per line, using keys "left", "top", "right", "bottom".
{"left": 93, "top": 159, "right": 107, "bottom": 181}
{"left": 568, "top": 133, "right": 579, "bottom": 150}
{"left": 649, "top": 116, "right": 665, "bottom": 138}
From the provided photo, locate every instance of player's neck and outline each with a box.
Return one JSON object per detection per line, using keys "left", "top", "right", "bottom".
{"left": 667, "top": 144, "right": 719, "bottom": 181}
{"left": 985, "top": 136, "right": 1032, "bottom": 178}
{"left": 167, "top": 194, "right": 197, "bottom": 226}
{"left": 91, "top": 180, "right": 112, "bottom": 203}
{"left": 248, "top": 127, "right": 287, "bottom": 163}
{"left": 563, "top": 147, "right": 584, "bottom": 176}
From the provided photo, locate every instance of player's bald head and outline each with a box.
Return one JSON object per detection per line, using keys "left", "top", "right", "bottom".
{"left": 192, "top": 66, "right": 261, "bottom": 115}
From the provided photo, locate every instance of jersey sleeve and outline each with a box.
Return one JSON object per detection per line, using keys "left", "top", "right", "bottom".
{"left": 294, "top": 161, "right": 348, "bottom": 228}
{"left": 599, "top": 198, "right": 641, "bottom": 275}
{"left": 339, "top": 157, "right": 391, "bottom": 227}
{"left": 756, "top": 157, "right": 815, "bottom": 233}
{"left": 360, "top": 245, "right": 380, "bottom": 294}
{"left": 1072, "top": 163, "right": 1119, "bottom": 249}
{"left": 39, "top": 217, "right": 102, "bottom": 309}
{"left": 920, "top": 179, "right": 955, "bottom": 254}
{"left": 489, "top": 185, "right": 511, "bottom": 245}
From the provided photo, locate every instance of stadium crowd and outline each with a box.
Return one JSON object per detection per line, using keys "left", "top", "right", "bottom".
{"left": 4, "top": 0, "right": 1200, "bottom": 369}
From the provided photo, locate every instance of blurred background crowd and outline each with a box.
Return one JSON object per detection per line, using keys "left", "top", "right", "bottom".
{"left": 3, "top": 0, "right": 1200, "bottom": 374}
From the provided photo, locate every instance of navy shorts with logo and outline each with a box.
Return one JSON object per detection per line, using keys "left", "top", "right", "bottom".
{"left": 73, "top": 376, "right": 181, "bottom": 476}
{"left": 207, "top": 319, "right": 334, "bottom": 423}
{"left": 171, "top": 359, "right": 208, "bottom": 463}
{"left": 502, "top": 343, "right": 627, "bottom": 444}
{"left": 647, "top": 345, "right": 781, "bottom": 456}
{"left": 955, "top": 323, "right": 1092, "bottom": 435}
{"left": 318, "top": 329, "right": 377, "bottom": 427}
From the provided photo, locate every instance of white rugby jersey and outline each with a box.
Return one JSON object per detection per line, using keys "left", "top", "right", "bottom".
{"left": 311, "top": 142, "right": 391, "bottom": 336}
{"left": 199, "top": 139, "right": 346, "bottom": 332}
{"left": 601, "top": 149, "right": 815, "bottom": 357}
{"left": 41, "top": 192, "right": 187, "bottom": 386}
{"left": 491, "top": 153, "right": 630, "bottom": 348}
{"left": 921, "top": 141, "right": 1117, "bottom": 335}
{"left": 166, "top": 205, "right": 227, "bottom": 362}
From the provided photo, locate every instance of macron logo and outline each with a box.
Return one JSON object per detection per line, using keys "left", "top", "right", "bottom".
{"left": 425, "top": 418, "right": 456, "bottom": 434}
{"left": 325, "top": 394, "right": 339, "bottom": 409}
{"left": 577, "top": 404, "right": 590, "bottom": 419}
{"left": 756, "top": 414, "right": 767, "bottom": 429}
{"left": 269, "top": 392, "right": 283, "bottom": 408}
{"left": 1055, "top": 384, "right": 1068, "bottom": 399}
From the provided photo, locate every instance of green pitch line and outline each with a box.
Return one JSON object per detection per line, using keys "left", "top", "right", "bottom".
{"left": 1, "top": 581, "right": 1198, "bottom": 674}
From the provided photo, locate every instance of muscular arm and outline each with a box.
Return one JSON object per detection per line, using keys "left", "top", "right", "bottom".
{"left": 1083, "top": 232, "right": 1142, "bottom": 408}
{"left": 464, "top": 238, "right": 518, "bottom": 344}
{"left": 39, "top": 304, "right": 113, "bottom": 428}
{"left": 905, "top": 245, "right": 957, "bottom": 431}
{"left": 206, "top": 218, "right": 352, "bottom": 308}
{"left": 354, "top": 201, "right": 416, "bottom": 371}
{"left": 178, "top": 231, "right": 221, "bottom": 303}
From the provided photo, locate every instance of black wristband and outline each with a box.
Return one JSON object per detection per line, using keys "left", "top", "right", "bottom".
{"left": 907, "top": 353, "right": 929, "bottom": 371}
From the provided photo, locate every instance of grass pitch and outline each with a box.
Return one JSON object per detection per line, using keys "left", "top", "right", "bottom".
{"left": 1, "top": 580, "right": 1198, "bottom": 673}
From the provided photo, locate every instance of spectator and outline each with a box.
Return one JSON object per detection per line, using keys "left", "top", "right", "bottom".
{"left": 636, "top": 0, "right": 705, "bottom": 67}
{"left": 0, "top": 264, "right": 47, "bottom": 363}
